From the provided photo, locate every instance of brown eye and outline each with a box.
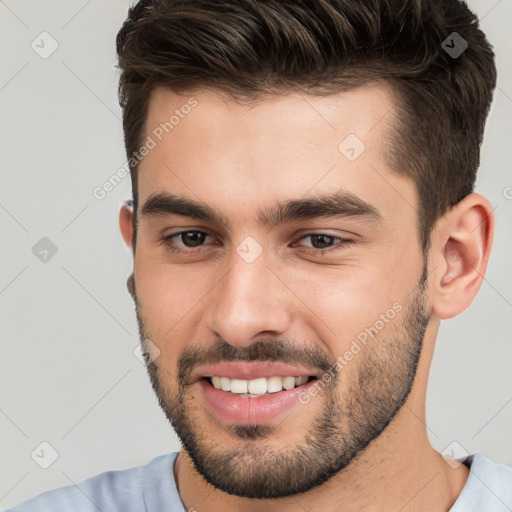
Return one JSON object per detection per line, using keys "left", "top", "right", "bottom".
{"left": 292, "top": 233, "right": 355, "bottom": 256}
{"left": 161, "top": 230, "right": 214, "bottom": 253}
{"left": 307, "top": 234, "right": 336, "bottom": 249}
{"left": 179, "top": 231, "right": 207, "bottom": 247}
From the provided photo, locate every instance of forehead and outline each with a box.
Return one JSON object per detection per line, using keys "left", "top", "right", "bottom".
{"left": 145, "top": 83, "right": 397, "bottom": 146}
{"left": 137, "top": 84, "right": 417, "bottom": 230}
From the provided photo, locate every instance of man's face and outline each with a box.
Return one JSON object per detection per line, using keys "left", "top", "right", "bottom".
{"left": 127, "top": 85, "right": 431, "bottom": 498}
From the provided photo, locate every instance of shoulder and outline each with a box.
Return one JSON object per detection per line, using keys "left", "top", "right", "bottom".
{"left": 5, "top": 453, "right": 178, "bottom": 512}
{"left": 451, "top": 453, "right": 512, "bottom": 511}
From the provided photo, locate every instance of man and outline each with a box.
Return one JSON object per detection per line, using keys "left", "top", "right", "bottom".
{"left": 7, "top": 0, "right": 511, "bottom": 510}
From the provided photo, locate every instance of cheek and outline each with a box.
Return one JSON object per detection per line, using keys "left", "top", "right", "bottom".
{"left": 134, "top": 252, "right": 213, "bottom": 350}
{"left": 284, "top": 262, "right": 409, "bottom": 353}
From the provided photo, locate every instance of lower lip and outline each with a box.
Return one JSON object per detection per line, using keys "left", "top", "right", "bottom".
{"left": 198, "top": 378, "right": 316, "bottom": 425}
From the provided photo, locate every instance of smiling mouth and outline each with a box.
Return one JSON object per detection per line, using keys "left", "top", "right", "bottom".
{"left": 204, "top": 375, "right": 317, "bottom": 398}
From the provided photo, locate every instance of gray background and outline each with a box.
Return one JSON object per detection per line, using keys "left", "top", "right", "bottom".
{"left": 0, "top": 0, "right": 511, "bottom": 508}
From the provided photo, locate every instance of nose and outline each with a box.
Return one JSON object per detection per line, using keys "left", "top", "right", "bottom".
{"left": 205, "top": 252, "right": 292, "bottom": 347}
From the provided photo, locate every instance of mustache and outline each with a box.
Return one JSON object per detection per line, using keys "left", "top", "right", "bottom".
{"left": 178, "top": 337, "right": 335, "bottom": 383}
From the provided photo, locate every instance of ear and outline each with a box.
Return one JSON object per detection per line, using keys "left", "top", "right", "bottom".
{"left": 119, "top": 202, "right": 137, "bottom": 300}
{"left": 119, "top": 202, "right": 134, "bottom": 249}
{"left": 430, "top": 193, "right": 494, "bottom": 319}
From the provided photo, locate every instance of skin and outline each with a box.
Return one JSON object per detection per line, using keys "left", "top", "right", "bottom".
{"left": 119, "top": 84, "right": 494, "bottom": 511}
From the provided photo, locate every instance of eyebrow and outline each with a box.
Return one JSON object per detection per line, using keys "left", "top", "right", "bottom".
{"left": 140, "top": 190, "right": 382, "bottom": 229}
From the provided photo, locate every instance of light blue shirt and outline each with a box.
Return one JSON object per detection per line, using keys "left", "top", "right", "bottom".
{"left": 6, "top": 452, "right": 512, "bottom": 511}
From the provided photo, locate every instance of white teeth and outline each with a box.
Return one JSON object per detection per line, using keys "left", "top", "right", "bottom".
{"left": 209, "top": 375, "right": 310, "bottom": 396}
{"left": 230, "top": 379, "right": 248, "bottom": 393}
{"left": 267, "top": 376, "right": 284, "bottom": 393}
{"left": 220, "top": 377, "right": 231, "bottom": 391}
{"left": 248, "top": 377, "right": 267, "bottom": 395}
{"left": 282, "top": 376, "right": 296, "bottom": 390}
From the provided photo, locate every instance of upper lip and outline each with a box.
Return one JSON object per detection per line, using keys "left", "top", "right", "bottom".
{"left": 190, "top": 362, "right": 319, "bottom": 383}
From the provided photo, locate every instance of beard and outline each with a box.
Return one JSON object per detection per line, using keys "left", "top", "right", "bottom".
{"left": 127, "top": 263, "right": 430, "bottom": 499}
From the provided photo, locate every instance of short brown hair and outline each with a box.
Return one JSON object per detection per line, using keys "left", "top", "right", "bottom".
{"left": 116, "top": 0, "right": 496, "bottom": 251}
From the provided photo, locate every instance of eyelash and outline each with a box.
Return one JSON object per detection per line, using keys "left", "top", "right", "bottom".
{"left": 160, "top": 230, "right": 355, "bottom": 256}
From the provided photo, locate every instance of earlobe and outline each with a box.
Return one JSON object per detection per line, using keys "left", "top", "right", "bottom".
{"left": 431, "top": 193, "right": 494, "bottom": 320}
{"left": 119, "top": 203, "right": 134, "bottom": 249}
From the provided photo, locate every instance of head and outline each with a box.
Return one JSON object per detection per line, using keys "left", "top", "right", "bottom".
{"left": 117, "top": 0, "right": 496, "bottom": 499}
